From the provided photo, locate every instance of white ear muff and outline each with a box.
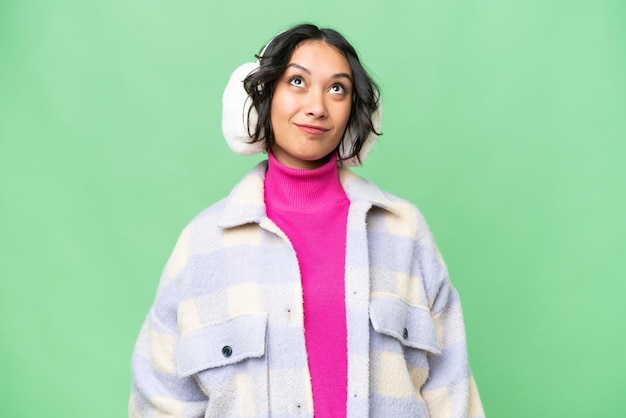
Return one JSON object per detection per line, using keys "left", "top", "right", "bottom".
{"left": 341, "top": 99, "right": 382, "bottom": 167}
{"left": 221, "top": 61, "right": 266, "bottom": 155}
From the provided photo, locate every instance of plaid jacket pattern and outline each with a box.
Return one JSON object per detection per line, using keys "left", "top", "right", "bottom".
{"left": 130, "top": 161, "right": 484, "bottom": 417}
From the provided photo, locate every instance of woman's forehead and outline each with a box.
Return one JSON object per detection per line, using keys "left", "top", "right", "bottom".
{"left": 286, "top": 41, "right": 352, "bottom": 78}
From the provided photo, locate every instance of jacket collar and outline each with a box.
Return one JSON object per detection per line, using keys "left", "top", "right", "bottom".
{"left": 218, "top": 160, "right": 396, "bottom": 229}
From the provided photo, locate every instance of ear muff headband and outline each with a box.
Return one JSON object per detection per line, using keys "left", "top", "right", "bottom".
{"left": 221, "top": 38, "right": 381, "bottom": 166}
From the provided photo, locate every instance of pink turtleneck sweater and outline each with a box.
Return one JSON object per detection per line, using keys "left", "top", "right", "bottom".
{"left": 264, "top": 151, "right": 349, "bottom": 418}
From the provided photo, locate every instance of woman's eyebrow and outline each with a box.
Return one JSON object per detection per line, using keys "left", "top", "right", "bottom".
{"left": 332, "top": 72, "right": 353, "bottom": 83}
{"left": 286, "top": 63, "right": 311, "bottom": 74}
{"left": 286, "top": 63, "right": 353, "bottom": 83}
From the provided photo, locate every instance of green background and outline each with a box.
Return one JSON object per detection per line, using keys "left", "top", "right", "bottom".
{"left": 1, "top": 0, "right": 624, "bottom": 416}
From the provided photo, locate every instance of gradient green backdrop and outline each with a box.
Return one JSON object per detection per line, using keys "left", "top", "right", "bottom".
{"left": 1, "top": 0, "right": 625, "bottom": 416}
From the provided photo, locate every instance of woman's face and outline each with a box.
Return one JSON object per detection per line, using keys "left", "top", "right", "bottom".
{"left": 270, "top": 40, "right": 352, "bottom": 170}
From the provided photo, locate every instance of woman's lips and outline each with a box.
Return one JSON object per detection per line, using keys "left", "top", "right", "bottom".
{"left": 295, "top": 123, "right": 329, "bottom": 136}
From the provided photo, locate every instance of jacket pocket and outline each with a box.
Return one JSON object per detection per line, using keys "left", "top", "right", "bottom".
{"left": 369, "top": 294, "right": 441, "bottom": 354}
{"left": 177, "top": 312, "right": 269, "bottom": 417}
{"left": 369, "top": 295, "right": 440, "bottom": 417}
{"left": 177, "top": 312, "right": 268, "bottom": 376}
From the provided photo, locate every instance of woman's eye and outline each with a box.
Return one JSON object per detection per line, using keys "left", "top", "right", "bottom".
{"left": 330, "top": 84, "right": 345, "bottom": 94}
{"left": 289, "top": 77, "right": 304, "bottom": 87}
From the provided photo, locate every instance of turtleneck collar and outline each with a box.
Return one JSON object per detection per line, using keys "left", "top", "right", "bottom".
{"left": 264, "top": 151, "right": 348, "bottom": 213}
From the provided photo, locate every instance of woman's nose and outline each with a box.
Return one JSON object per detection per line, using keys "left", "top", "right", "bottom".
{"left": 304, "top": 90, "right": 327, "bottom": 118}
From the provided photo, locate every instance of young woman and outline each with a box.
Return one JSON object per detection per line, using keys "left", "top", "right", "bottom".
{"left": 130, "top": 24, "right": 484, "bottom": 418}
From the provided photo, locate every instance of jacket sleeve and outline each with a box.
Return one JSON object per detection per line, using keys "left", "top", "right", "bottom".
{"left": 422, "top": 282, "right": 484, "bottom": 417}
{"left": 129, "top": 227, "right": 208, "bottom": 417}
{"left": 416, "top": 222, "right": 485, "bottom": 417}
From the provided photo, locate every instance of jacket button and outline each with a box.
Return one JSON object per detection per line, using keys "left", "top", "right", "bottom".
{"left": 222, "top": 345, "right": 233, "bottom": 357}
{"left": 403, "top": 328, "right": 409, "bottom": 339}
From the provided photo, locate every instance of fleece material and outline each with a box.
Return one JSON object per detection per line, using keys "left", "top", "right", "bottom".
{"left": 130, "top": 161, "right": 485, "bottom": 418}
{"left": 264, "top": 151, "right": 349, "bottom": 418}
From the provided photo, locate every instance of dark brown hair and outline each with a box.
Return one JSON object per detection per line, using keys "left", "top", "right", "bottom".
{"left": 243, "top": 23, "right": 380, "bottom": 164}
